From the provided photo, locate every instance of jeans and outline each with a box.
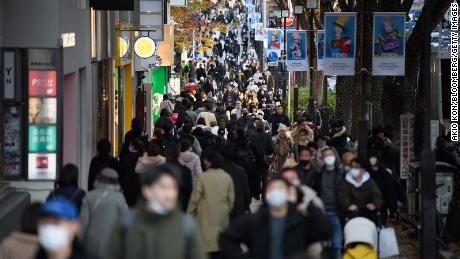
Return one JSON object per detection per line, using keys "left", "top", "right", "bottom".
{"left": 327, "top": 212, "right": 343, "bottom": 259}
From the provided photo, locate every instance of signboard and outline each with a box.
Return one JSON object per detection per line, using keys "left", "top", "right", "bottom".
{"left": 266, "top": 29, "right": 282, "bottom": 66}
{"left": 3, "top": 52, "right": 15, "bottom": 99}
{"left": 27, "top": 153, "right": 57, "bottom": 180}
{"left": 286, "top": 30, "right": 308, "bottom": 71}
{"left": 29, "top": 70, "right": 57, "bottom": 96}
{"left": 140, "top": 0, "right": 164, "bottom": 40}
{"left": 29, "top": 98, "right": 57, "bottom": 124}
{"left": 324, "top": 13, "right": 357, "bottom": 76}
{"left": 372, "top": 13, "right": 406, "bottom": 76}
{"left": 316, "top": 31, "right": 325, "bottom": 71}
{"left": 400, "top": 114, "right": 415, "bottom": 179}
{"left": 3, "top": 106, "right": 22, "bottom": 177}
{"left": 61, "top": 33, "right": 76, "bottom": 48}
{"left": 255, "top": 23, "right": 264, "bottom": 41}
{"left": 28, "top": 125, "right": 57, "bottom": 152}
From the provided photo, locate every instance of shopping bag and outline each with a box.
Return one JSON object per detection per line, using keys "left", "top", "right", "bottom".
{"left": 379, "top": 227, "right": 399, "bottom": 258}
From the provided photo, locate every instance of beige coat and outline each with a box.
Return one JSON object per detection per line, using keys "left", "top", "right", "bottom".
{"left": 187, "top": 168, "right": 234, "bottom": 252}
{"left": 0, "top": 232, "right": 39, "bottom": 259}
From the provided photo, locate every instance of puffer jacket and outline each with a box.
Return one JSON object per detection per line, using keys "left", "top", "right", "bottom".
{"left": 179, "top": 151, "right": 203, "bottom": 184}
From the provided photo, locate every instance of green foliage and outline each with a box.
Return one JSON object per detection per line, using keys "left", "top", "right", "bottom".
{"left": 284, "top": 86, "right": 336, "bottom": 120}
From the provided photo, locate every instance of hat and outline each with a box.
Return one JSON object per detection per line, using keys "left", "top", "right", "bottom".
{"left": 333, "top": 16, "right": 350, "bottom": 29}
{"left": 100, "top": 168, "right": 119, "bottom": 180}
{"left": 41, "top": 197, "right": 78, "bottom": 221}
{"left": 344, "top": 217, "right": 378, "bottom": 249}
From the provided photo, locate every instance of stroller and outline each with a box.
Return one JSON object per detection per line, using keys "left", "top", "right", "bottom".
{"left": 343, "top": 217, "right": 378, "bottom": 259}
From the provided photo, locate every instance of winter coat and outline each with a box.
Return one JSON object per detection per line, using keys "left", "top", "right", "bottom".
{"left": 343, "top": 244, "right": 377, "bottom": 259}
{"left": 196, "top": 112, "right": 217, "bottom": 127}
{"left": 79, "top": 184, "right": 129, "bottom": 258}
{"left": 48, "top": 186, "right": 86, "bottom": 213}
{"left": 327, "top": 127, "right": 350, "bottom": 158}
{"left": 134, "top": 154, "right": 166, "bottom": 174}
{"left": 271, "top": 114, "right": 291, "bottom": 136}
{"left": 179, "top": 151, "right": 203, "bottom": 184}
{"left": 295, "top": 164, "right": 318, "bottom": 187}
{"left": 310, "top": 166, "right": 344, "bottom": 212}
{"left": 338, "top": 172, "right": 384, "bottom": 215}
{"left": 105, "top": 208, "right": 206, "bottom": 259}
{"left": 167, "top": 161, "right": 193, "bottom": 211}
{"left": 219, "top": 204, "right": 332, "bottom": 259}
{"left": 0, "top": 232, "right": 39, "bottom": 259}
{"left": 221, "top": 161, "right": 251, "bottom": 221}
{"left": 36, "top": 240, "right": 96, "bottom": 259}
{"left": 88, "top": 154, "right": 118, "bottom": 190}
{"left": 368, "top": 167, "right": 398, "bottom": 211}
{"left": 119, "top": 152, "right": 142, "bottom": 207}
{"left": 159, "top": 99, "right": 174, "bottom": 114}
{"left": 187, "top": 168, "right": 235, "bottom": 252}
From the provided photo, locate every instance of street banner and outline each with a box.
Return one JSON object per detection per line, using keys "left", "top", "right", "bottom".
{"left": 316, "top": 31, "right": 325, "bottom": 71}
{"left": 286, "top": 30, "right": 308, "bottom": 71}
{"left": 255, "top": 23, "right": 264, "bottom": 41}
{"left": 266, "top": 29, "right": 282, "bottom": 66}
{"left": 324, "top": 12, "right": 356, "bottom": 76}
{"left": 372, "top": 13, "right": 406, "bottom": 76}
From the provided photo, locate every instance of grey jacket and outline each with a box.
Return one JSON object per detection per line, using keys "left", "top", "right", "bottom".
{"left": 79, "top": 184, "right": 129, "bottom": 258}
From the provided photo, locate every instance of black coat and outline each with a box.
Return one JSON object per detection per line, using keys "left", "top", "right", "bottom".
{"left": 220, "top": 204, "right": 331, "bottom": 259}
{"left": 166, "top": 161, "right": 193, "bottom": 211}
{"left": 369, "top": 167, "right": 398, "bottom": 211}
{"left": 88, "top": 154, "right": 118, "bottom": 190}
{"left": 119, "top": 152, "right": 142, "bottom": 207}
{"left": 35, "top": 240, "right": 96, "bottom": 259}
{"left": 271, "top": 114, "right": 290, "bottom": 136}
{"left": 222, "top": 161, "right": 251, "bottom": 221}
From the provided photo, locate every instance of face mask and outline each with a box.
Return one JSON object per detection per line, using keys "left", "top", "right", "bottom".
{"left": 38, "top": 224, "right": 71, "bottom": 252}
{"left": 300, "top": 160, "right": 310, "bottom": 166}
{"left": 324, "top": 155, "right": 336, "bottom": 166}
{"left": 350, "top": 168, "right": 361, "bottom": 177}
{"left": 145, "top": 190, "right": 171, "bottom": 215}
{"left": 266, "top": 189, "right": 288, "bottom": 208}
{"left": 369, "top": 157, "right": 378, "bottom": 166}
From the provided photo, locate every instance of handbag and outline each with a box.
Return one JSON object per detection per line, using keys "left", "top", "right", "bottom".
{"left": 379, "top": 227, "right": 399, "bottom": 258}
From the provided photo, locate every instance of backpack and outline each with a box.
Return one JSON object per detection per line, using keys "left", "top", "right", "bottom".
{"left": 235, "top": 142, "right": 257, "bottom": 175}
{"left": 121, "top": 211, "right": 195, "bottom": 259}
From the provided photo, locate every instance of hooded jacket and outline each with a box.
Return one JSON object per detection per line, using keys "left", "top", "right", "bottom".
{"left": 338, "top": 172, "right": 384, "bottom": 214}
{"left": 179, "top": 151, "right": 203, "bottom": 184}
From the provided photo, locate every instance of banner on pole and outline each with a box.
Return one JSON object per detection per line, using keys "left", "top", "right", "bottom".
{"left": 324, "top": 12, "right": 356, "bottom": 76}
{"left": 286, "top": 30, "right": 308, "bottom": 71}
{"left": 266, "top": 29, "right": 282, "bottom": 66}
{"left": 255, "top": 23, "right": 264, "bottom": 41}
{"left": 316, "top": 31, "right": 325, "bottom": 71}
{"left": 372, "top": 13, "right": 405, "bottom": 76}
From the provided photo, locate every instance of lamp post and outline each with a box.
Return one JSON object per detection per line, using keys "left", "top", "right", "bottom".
{"left": 293, "top": 4, "right": 303, "bottom": 122}
{"left": 281, "top": 9, "right": 289, "bottom": 101}
{"left": 358, "top": 0, "right": 368, "bottom": 160}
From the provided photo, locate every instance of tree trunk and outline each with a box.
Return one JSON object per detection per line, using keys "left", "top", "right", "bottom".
{"left": 336, "top": 76, "right": 354, "bottom": 133}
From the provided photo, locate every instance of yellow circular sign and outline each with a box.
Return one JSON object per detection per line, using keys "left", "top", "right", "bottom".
{"left": 134, "top": 36, "right": 156, "bottom": 58}
{"left": 119, "top": 37, "right": 128, "bottom": 58}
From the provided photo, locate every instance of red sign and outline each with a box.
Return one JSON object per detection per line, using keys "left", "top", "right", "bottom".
{"left": 36, "top": 156, "right": 49, "bottom": 169}
{"left": 29, "top": 70, "right": 57, "bottom": 96}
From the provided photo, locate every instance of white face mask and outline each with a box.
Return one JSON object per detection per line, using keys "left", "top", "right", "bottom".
{"left": 266, "top": 189, "right": 288, "bottom": 208}
{"left": 350, "top": 168, "right": 361, "bottom": 178}
{"left": 38, "top": 224, "right": 71, "bottom": 252}
{"left": 145, "top": 190, "right": 172, "bottom": 215}
{"left": 324, "top": 155, "right": 336, "bottom": 166}
{"left": 369, "top": 157, "right": 378, "bottom": 166}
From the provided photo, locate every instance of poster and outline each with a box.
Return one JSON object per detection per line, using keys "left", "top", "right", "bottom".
{"left": 28, "top": 153, "right": 57, "bottom": 180}
{"left": 29, "top": 70, "right": 57, "bottom": 96}
{"left": 3, "top": 106, "right": 22, "bottom": 177}
{"left": 28, "top": 125, "right": 57, "bottom": 152}
{"left": 29, "top": 97, "right": 57, "bottom": 124}
{"left": 400, "top": 114, "right": 415, "bottom": 179}
{"left": 266, "top": 29, "right": 282, "bottom": 66}
{"left": 286, "top": 30, "right": 308, "bottom": 71}
{"left": 372, "top": 13, "right": 405, "bottom": 76}
{"left": 316, "top": 31, "right": 325, "bottom": 71}
{"left": 324, "top": 13, "right": 356, "bottom": 75}
{"left": 255, "top": 23, "right": 264, "bottom": 41}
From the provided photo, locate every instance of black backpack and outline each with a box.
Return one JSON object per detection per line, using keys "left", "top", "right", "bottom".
{"left": 235, "top": 143, "right": 257, "bottom": 174}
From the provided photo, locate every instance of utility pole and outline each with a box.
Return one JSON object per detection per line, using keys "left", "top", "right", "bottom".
{"left": 420, "top": 0, "right": 436, "bottom": 257}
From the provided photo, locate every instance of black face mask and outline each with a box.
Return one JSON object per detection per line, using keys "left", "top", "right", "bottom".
{"left": 243, "top": 113, "right": 249, "bottom": 118}
{"left": 300, "top": 160, "right": 310, "bottom": 166}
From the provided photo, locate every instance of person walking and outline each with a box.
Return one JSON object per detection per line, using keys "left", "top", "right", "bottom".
{"left": 35, "top": 197, "right": 96, "bottom": 259}
{"left": 105, "top": 165, "right": 207, "bottom": 259}
{"left": 48, "top": 164, "right": 86, "bottom": 213}
{"left": 271, "top": 124, "right": 293, "bottom": 177}
{"left": 79, "top": 168, "right": 129, "bottom": 258}
{"left": 179, "top": 137, "right": 203, "bottom": 185}
{"left": 219, "top": 177, "right": 331, "bottom": 259}
{"left": 294, "top": 146, "right": 318, "bottom": 186}
{"left": 271, "top": 105, "right": 290, "bottom": 136}
{"left": 338, "top": 158, "right": 383, "bottom": 223}
{"left": 88, "top": 139, "right": 118, "bottom": 190}
{"left": 187, "top": 151, "right": 235, "bottom": 259}
{"left": 119, "top": 139, "right": 144, "bottom": 207}
{"left": 134, "top": 142, "right": 166, "bottom": 174}
{"left": 160, "top": 94, "right": 175, "bottom": 114}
